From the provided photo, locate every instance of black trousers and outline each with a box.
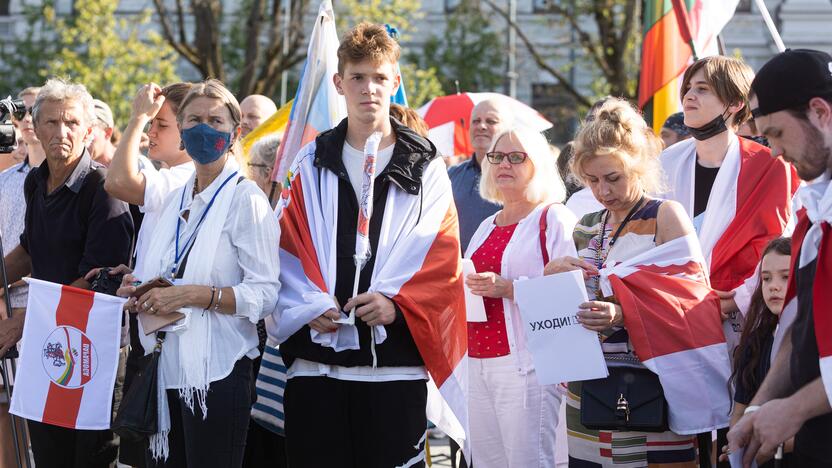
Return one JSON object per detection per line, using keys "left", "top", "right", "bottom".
{"left": 284, "top": 376, "right": 427, "bottom": 468}
{"left": 27, "top": 420, "right": 115, "bottom": 468}
{"left": 146, "top": 358, "right": 253, "bottom": 468}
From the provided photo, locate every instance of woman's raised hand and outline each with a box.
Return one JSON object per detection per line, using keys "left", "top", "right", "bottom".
{"left": 543, "top": 256, "right": 599, "bottom": 279}
{"left": 132, "top": 83, "right": 165, "bottom": 121}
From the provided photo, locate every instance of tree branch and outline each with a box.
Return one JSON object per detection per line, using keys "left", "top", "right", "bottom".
{"left": 482, "top": 0, "right": 591, "bottom": 107}
{"left": 238, "top": 0, "right": 266, "bottom": 95}
{"left": 152, "top": 0, "right": 200, "bottom": 69}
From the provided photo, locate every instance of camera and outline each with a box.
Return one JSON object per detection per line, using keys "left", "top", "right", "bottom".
{"left": 91, "top": 267, "right": 125, "bottom": 297}
{"left": 0, "top": 97, "right": 26, "bottom": 154}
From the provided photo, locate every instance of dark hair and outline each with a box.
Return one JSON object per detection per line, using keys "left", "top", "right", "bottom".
{"left": 161, "top": 82, "right": 193, "bottom": 114}
{"left": 730, "top": 237, "right": 791, "bottom": 398}
{"left": 557, "top": 142, "right": 583, "bottom": 198}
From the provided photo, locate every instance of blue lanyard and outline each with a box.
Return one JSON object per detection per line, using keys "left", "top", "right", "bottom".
{"left": 172, "top": 171, "right": 238, "bottom": 278}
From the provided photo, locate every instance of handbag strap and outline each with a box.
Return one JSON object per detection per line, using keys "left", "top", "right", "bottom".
{"left": 539, "top": 203, "right": 554, "bottom": 266}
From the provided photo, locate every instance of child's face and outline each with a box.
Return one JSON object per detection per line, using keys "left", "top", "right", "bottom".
{"left": 760, "top": 252, "right": 790, "bottom": 315}
{"left": 334, "top": 59, "right": 400, "bottom": 126}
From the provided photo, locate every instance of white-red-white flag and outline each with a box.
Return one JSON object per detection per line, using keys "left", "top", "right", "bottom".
{"left": 10, "top": 278, "right": 124, "bottom": 430}
{"left": 600, "top": 234, "right": 732, "bottom": 434}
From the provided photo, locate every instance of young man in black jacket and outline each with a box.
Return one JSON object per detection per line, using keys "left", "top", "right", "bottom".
{"left": 273, "top": 22, "right": 467, "bottom": 468}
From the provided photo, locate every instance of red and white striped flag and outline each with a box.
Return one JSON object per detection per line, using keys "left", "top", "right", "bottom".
{"left": 781, "top": 177, "right": 832, "bottom": 407}
{"left": 600, "top": 234, "right": 732, "bottom": 434}
{"left": 270, "top": 140, "right": 469, "bottom": 452}
{"left": 10, "top": 278, "right": 124, "bottom": 429}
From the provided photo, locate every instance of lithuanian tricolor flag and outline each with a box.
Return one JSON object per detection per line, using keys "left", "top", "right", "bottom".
{"left": 639, "top": 0, "right": 739, "bottom": 134}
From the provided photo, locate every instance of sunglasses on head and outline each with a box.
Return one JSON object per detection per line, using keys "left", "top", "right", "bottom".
{"left": 486, "top": 151, "right": 528, "bottom": 164}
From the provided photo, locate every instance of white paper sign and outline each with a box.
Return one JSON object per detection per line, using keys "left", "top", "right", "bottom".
{"left": 514, "top": 270, "right": 608, "bottom": 385}
{"left": 728, "top": 447, "right": 758, "bottom": 468}
{"left": 462, "top": 259, "right": 487, "bottom": 322}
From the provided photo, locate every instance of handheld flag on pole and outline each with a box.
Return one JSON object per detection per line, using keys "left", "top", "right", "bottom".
{"left": 335, "top": 131, "right": 383, "bottom": 329}
{"left": 639, "top": 0, "right": 739, "bottom": 134}
{"left": 385, "top": 24, "right": 409, "bottom": 107}
{"left": 10, "top": 279, "right": 125, "bottom": 430}
{"left": 270, "top": 0, "right": 346, "bottom": 184}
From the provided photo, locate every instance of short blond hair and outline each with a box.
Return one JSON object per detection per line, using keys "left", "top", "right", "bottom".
{"left": 480, "top": 128, "right": 566, "bottom": 205}
{"left": 681, "top": 55, "right": 755, "bottom": 128}
{"left": 571, "top": 98, "right": 665, "bottom": 194}
{"left": 337, "top": 22, "right": 400, "bottom": 75}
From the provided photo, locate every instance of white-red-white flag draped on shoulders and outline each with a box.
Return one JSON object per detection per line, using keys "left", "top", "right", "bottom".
{"left": 599, "top": 234, "right": 732, "bottom": 434}
{"left": 268, "top": 142, "right": 469, "bottom": 450}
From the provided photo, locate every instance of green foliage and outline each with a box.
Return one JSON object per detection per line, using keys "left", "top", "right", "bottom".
{"left": 0, "top": 0, "right": 180, "bottom": 127}
{"left": 335, "top": 0, "right": 423, "bottom": 39}
{"left": 407, "top": 0, "right": 504, "bottom": 94}
{"left": 399, "top": 63, "right": 443, "bottom": 108}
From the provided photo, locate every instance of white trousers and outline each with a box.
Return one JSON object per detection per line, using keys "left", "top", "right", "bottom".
{"left": 469, "top": 354, "right": 567, "bottom": 468}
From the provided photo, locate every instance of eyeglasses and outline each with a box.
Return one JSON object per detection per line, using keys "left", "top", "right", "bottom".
{"left": 486, "top": 151, "right": 528, "bottom": 164}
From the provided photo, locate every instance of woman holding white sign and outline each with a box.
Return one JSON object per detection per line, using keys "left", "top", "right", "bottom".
{"left": 544, "top": 98, "right": 713, "bottom": 468}
{"left": 465, "top": 127, "right": 577, "bottom": 468}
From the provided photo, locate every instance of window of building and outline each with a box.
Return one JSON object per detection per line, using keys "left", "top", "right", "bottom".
{"left": 0, "top": 0, "right": 10, "bottom": 15}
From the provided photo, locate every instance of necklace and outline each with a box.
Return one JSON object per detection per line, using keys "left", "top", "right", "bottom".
{"left": 593, "top": 195, "right": 646, "bottom": 294}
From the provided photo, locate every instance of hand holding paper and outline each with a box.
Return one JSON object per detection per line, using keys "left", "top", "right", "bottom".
{"left": 514, "top": 270, "right": 607, "bottom": 385}
{"left": 461, "top": 259, "right": 486, "bottom": 322}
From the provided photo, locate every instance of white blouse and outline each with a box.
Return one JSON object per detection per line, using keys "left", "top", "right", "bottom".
{"left": 148, "top": 175, "right": 281, "bottom": 388}
{"left": 134, "top": 161, "right": 195, "bottom": 264}
{"left": 465, "top": 203, "right": 578, "bottom": 375}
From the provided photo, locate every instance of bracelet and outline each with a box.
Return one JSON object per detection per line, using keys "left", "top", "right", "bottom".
{"left": 743, "top": 405, "right": 761, "bottom": 415}
{"left": 206, "top": 286, "right": 216, "bottom": 310}
{"left": 213, "top": 288, "right": 223, "bottom": 312}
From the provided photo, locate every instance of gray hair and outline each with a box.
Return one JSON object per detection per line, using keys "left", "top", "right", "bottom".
{"left": 250, "top": 134, "right": 281, "bottom": 166}
{"left": 32, "top": 78, "right": 96, "bottom": 127}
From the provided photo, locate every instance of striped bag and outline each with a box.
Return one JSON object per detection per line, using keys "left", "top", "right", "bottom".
{"left": 250, "top": 342, "right": 286, "bottom": 436}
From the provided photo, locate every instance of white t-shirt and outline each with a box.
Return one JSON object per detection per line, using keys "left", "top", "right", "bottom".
{"left": 134, "top": 161, "right": 194, "bottom": 264}
{"left": 565, "top": 187, "right": 604, "bottom": 221}
{"left": 341, "top": 141, "right": 394, "bottom": 197}
{"left": 287, "top": 141, "right": 427, "bottom": 383}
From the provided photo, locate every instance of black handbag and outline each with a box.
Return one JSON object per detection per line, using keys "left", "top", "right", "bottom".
{"left": 580, "top": 365, "right": 669, "bottom": 432}
{"left": 112, "top": 332, "right": 165, "bottom": 441}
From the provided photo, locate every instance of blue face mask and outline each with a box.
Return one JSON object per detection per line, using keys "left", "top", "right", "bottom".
{"left": 180, "top": 123, "right": 233, "bottom": 164}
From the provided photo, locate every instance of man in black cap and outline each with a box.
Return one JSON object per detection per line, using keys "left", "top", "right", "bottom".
{"left": 659, "top": 111, "right": 691, "bottom": 148}
{"left": 728, "top": 48, "right": 832, "bottom": 468}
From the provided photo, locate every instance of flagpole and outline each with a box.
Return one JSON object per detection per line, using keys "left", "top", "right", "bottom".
{"left": 0, "top": 229, "right": 31, "bottom": 468}
{"left": 754, "top": 0, "right": 786, "bottom": 53}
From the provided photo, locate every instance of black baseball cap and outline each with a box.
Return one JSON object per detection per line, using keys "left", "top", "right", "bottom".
{"left": 661, "top": 112, "right": 689, "bottom": 136}
{"left": 750, "top": 49, "right": 832, "bottom": 118}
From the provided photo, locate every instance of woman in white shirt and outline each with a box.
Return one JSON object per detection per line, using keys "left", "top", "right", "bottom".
{"left": 465, "top": 127, "right": 576, "bottom": 468}
{"left": 105, "top": 82, "right": 195, "bottom": 262}
{"left": 118, "top": 79, "right": 280, "bottom": 468}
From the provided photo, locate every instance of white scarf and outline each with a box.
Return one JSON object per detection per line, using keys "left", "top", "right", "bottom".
{"left": 134, "top": 158, "right": 241, "bottom": 460}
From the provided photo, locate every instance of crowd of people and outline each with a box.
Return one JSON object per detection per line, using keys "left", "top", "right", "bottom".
{"left": 0, "top": 20, "right": 830, "bottom": 468}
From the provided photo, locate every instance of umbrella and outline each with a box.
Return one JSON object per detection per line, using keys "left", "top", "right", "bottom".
{"left": 417, "top": 92, "right": 553, "bottom": 157}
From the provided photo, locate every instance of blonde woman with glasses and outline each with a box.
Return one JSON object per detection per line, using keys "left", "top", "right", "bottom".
{"left": 465, "top": 127, "right": 576, "bottom": 467}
